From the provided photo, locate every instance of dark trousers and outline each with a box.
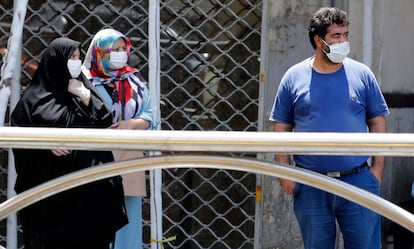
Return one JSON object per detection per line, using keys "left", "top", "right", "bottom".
{"left": 23, "top": 230, "right": 115, "bottom": 249}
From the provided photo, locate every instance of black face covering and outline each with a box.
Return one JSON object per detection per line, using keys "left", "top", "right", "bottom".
{"left": 11, "top": 37, "right": 113, "bottom": 128}
{"left": 34, "top": 38, "right": 80, "bottom": 94}
{"left": 11, "top": 38, "right": 80, "bottom": 127}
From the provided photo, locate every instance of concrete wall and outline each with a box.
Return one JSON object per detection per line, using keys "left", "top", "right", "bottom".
{"left": 260, "top": 0, "right": 414, "bottom": 248}
{"left": 349, "top": 0, "right": 414, "bottom": 242}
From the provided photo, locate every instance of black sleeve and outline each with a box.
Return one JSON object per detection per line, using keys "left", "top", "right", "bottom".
{"left": 11, "top": 78, "right": 113, "bottom": 129}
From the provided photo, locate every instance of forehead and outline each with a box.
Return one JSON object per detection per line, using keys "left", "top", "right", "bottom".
{"left": 113, "top": 38, "right": 126, "bottom": 47}
{"left": 72, "top": 48, "right": 80, "bottom": 55}
{"left": 326, "top": 23, "right": 349, "bottom": 34}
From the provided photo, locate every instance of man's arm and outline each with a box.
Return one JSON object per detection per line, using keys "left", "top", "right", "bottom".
{"left": 273, "top": 122, "right": 295, "bottom": 194}
{"left": 273, "top": 122, "right": 293, "bottom": 163}
{"left": 367, "top": 115, "right": 387, "bottom": 183}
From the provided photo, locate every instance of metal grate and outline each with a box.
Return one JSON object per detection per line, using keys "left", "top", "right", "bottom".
{"left": 0, "top": 0, "right": 262, "bottom": 248}
{"left": 159, "top": 0, "right": 262, "bottom": 132}
{"left": 158, "top": 1, "right": 261, "bottom": 248}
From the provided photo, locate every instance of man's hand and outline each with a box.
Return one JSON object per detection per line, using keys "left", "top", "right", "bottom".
{"left": 280, "top": 178, "right": 296, "bottom": 195}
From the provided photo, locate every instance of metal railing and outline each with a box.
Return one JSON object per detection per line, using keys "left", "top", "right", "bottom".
{"left": 1, "top": 127, "right": 414, "bottom": 235}
{"left": 2, "top": 127, "right": 414, "bottom": 155}
{"left": 0, "top": 154, "right": 413, "bottom": 234}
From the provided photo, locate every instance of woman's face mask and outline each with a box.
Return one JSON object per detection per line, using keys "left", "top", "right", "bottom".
{"left": 109, "top": 51, "right": 128, "bottom": 69}
{"left": 67, "top": 59, "right": 82, "bottom": 78}
{"left": 322, "top": 39, "right": 350, "bottom": 63}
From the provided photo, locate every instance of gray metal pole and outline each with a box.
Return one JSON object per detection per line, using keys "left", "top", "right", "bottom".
{"left": 148, "top": 1, "right": 163, "bottom": 249}
{"left": 3, "top": 1, "right": 29, "bottom": 248}
{"left": 255, "top": 0, "right": 271, "bottom": 247}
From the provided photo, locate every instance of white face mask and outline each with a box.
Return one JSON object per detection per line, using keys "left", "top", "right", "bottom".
{"left": 109, "top": 51, "right": 128, "bottom": 69}
{"left": 67, "top": 59, "right": 82, "bottom": 78}
{"left": 322, "top": 40, "right": 350, "bottom": 63}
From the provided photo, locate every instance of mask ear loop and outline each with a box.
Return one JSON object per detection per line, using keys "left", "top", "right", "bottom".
{"left": 320, "top": 38, "right": 331, "bottom": 53}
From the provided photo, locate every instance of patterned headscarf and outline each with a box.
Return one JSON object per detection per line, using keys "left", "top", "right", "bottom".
{"left": 83, "top": 28, "right": 134, "bottom": 80}
{"left": 83, "top": 28, "right": 145, "bottom": 122}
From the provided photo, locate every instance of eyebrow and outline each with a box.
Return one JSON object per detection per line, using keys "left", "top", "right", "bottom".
{"left": 331, "top": 31, "right": 348, "bottom": 36}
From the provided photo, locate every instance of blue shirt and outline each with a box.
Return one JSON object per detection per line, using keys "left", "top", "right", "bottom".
{"left": 269, "top": 57, "right": 389, "bottom": 172}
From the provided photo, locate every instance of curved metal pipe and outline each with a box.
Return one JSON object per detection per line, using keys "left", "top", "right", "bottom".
{"left": 0, "top": 155, "right": 413, "bottom": 233}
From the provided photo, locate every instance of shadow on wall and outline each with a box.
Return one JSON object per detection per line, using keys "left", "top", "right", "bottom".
{"left": 389, "top": 184, "right": 414, "bottom": 248}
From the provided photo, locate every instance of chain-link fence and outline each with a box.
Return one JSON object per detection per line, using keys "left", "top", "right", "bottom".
{"left": 0, "top": 0, "right": 262, "bottom": 248}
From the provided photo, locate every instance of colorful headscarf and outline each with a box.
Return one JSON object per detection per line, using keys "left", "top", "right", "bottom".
{"left": 83, "top": 28, "right": 145, "bottom": 122}
{"left": 83, "top": 28, "right": 134, "bottom": 80}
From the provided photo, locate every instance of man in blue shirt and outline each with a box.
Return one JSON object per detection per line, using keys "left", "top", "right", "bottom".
{"left": 269, "top": 7, "right": 389, "bottom": 249}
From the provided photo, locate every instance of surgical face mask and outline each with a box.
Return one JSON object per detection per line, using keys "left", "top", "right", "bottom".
{"left": 322, "top": 39, "right": 350, "bottom": 63}
{"left": 109, "top": 51, "right": 128, "bottom": 69}
{"left": 67, "top": 59, "right": 82, "bottom": 78}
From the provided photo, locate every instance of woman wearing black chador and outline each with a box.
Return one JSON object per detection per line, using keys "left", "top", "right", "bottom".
{"left": 11, "top": 37, "right": 127, "bottom": 249}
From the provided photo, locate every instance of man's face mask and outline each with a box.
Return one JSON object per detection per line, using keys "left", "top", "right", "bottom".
{"left": 321, "top": 39, "right": 350, "bottom": 63}
{"left": 109, "top": 51, "right": 128, "bottom": 69}
{"left": 67, "top": 59, "right": 82, "bottom": 78}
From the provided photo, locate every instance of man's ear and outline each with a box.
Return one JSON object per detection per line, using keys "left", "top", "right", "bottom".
{"left": 315, "top": 35, "right": 328, "bottom": 52}
{"left": 314, "top": 35, "right": 322, "bottom": 48}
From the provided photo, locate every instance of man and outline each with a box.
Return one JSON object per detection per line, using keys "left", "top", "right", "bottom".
{"left": 269, "top": 7, "right": 389, "bottom": 249}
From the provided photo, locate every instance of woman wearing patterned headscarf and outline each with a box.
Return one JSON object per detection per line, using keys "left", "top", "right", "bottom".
{"left": 83, "top": 28, "right": 155, "bottom": 249}
{"left": 11, "top": 37, "right": 128, "bottom": 249}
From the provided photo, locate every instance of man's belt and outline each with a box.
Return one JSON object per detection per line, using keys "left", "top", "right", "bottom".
{"left": 297, "top": 162, "right": 369, "bottom": 178}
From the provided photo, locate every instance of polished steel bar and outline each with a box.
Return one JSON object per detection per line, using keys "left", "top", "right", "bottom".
{"left": 0, "top": 155, "right": 413, "bottom": 233}
{"left": 2, "top": 127, "right": 414, "bottom": 233}
{"left": 1, "top": 127, "right": 414, "bottom": 155}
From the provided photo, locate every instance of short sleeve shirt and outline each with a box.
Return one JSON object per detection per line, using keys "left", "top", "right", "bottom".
{"left": 269, "top": 57, "right": 389, "bottom": 172}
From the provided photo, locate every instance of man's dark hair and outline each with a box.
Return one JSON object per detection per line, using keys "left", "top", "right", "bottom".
{"left": 308, "top": 7, "right": 350, "bottom": 49}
